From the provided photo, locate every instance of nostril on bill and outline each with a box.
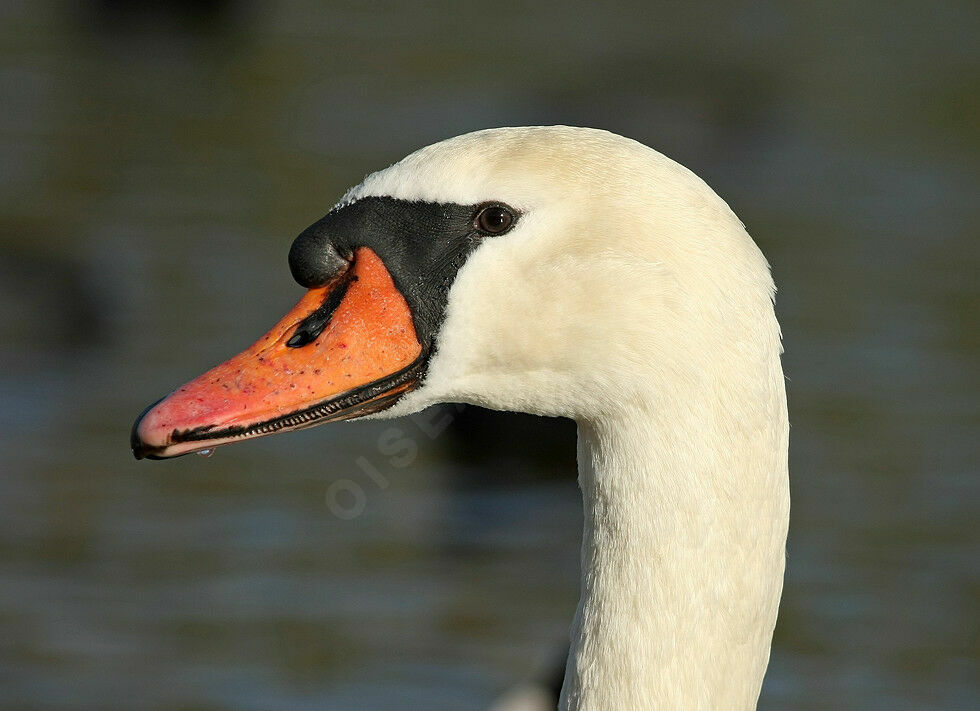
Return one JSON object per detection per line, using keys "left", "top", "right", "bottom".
{"left": 286, "top": 269, "right": 358, "bottom": 348}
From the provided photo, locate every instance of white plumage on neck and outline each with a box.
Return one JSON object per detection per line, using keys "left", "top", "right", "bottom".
{"left": 357, "top": 126, "right": 789, "bottom": 709}
{"left": 565, "top": 386, "right": 787, "bottom": 709}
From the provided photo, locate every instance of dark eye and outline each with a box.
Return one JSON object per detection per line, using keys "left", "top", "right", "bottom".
{"left": 475, "top": 205, "right": 515, "bottom": 234}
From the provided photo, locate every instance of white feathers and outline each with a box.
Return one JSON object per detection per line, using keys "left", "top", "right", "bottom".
{"left": 349, "top": 127, "right": 789, "bottom": 710}
{"left": 487, "top": 684, "right": 556, "bottom": 711}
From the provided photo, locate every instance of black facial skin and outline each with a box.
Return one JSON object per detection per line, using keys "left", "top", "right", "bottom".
{"left": 288, "top": 196, "right": 519, "bottom": 354}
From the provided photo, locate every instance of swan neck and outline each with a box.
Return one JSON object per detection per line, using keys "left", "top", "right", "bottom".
{"left": 560, "top": 403, "right": 789, "bottom": 710}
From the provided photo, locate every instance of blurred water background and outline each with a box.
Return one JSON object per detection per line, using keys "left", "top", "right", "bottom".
{"left": 0, "top": 1, "right": 977, "bottom": 709}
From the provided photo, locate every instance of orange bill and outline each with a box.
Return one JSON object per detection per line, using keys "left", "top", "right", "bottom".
{"left": 131, "top": 248, "right": 423, "bottom": 459}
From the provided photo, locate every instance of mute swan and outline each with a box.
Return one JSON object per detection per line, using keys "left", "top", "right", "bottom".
{"left": 132, "top": 126, "right": 789, "bottom": 710}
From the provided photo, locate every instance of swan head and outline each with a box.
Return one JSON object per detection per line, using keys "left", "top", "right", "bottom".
{"left": 132, "top": 126, "right": 778, "bottom": 458}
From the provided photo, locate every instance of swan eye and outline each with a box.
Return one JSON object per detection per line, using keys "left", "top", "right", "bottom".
{"left": 475, "top": 205, "right": 515, "bottom": 234}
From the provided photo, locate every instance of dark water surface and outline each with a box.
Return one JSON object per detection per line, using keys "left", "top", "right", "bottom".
{"left": 1, "top": 2, "right": 977, "bottom": 709}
